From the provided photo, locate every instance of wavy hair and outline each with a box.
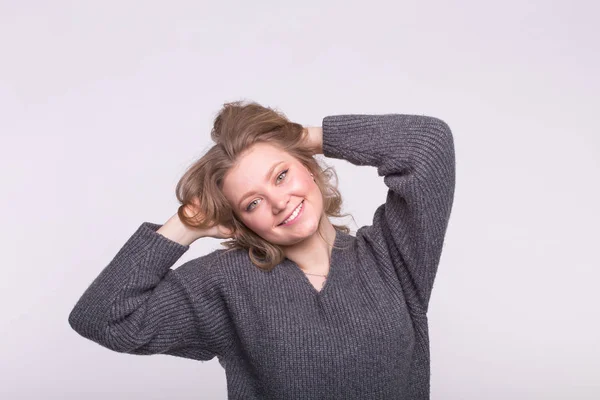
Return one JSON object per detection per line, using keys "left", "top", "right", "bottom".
{"left": 175, "top": 100, "right": 353, "bottom": 271}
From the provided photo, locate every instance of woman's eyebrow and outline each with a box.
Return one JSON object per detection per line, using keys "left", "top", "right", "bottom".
{"left": 238, "top": 160, "right": 286, "bottom": 207}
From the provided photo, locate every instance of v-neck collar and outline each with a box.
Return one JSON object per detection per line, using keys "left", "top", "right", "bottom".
{"left": 283, "top": 229, "right": 350, "bottom": 298}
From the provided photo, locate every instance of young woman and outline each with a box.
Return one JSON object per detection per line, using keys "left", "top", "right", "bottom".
{"left": 69, "top": 100, "right": 456, "bottom": 399}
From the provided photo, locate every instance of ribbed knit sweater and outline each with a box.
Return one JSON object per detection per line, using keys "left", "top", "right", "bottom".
{"left": 69, "top": 113, "right": 455, "bottom": 399}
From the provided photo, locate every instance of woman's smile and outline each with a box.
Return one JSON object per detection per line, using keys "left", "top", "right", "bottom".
{"left": 278, "top": 200, "right": 305, "bottom": 226}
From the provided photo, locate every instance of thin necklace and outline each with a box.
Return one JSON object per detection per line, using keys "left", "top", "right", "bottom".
{"left": 304, "top": 272, "right": 327, "bottom": 278}
{"left": 300, "top": 234, "right": 333, "bottom": 279}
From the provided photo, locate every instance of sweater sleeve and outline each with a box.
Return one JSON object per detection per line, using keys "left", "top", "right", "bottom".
{"left": 322, "top": 114, "right": 455, "bottom": 314}
{"left": 68, "top": 222, "right": 233, "bottom": 361}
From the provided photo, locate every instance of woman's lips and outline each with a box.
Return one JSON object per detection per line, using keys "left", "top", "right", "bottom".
{"left": 278, "top": 200, "right": 304, "bottom": 226}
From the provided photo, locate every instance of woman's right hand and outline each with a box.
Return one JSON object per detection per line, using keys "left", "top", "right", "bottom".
{"left": 157, "top": 200, "right": 235, "bottom": 245}
{"left": 199, "top": 223, "right": 236, "bottom": 240}
{"left": 181, "top": 198, "right": 235, "bottom": 240}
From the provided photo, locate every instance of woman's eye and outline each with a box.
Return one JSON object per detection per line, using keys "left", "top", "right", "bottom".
{"left": 246, "top": 200, "right": 258, "bottom": 211}
{"left": 277, "top": 169, "right": 289, "bottom": 182}
{"left": 245, "top": 169, "right": 289, "bottom": 212}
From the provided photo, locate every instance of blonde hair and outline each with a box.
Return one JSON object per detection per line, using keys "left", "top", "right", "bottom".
{"left": 175, "top": 100, "right": 353, "bottom": 271}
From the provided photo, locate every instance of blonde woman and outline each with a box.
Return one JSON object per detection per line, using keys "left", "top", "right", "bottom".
{"left": 69, "top": 100, "right": 456, "bottom": 399}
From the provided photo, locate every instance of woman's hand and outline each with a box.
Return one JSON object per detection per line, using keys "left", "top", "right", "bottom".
{"left": 157, "top": 201, "right": 235, "bottom": 245}
{"left": 302, "top": 126, "right": 323, "bottom": 155}
{"left": 199, "top": 222, "right": 236, "bottom": 240}
{"left": 182, "top": 199, "right": 236, "bottom": 240}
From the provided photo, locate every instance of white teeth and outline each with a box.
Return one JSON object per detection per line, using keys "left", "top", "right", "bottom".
{"left": 282, "top": 201, "right": 303, "bottom": 225}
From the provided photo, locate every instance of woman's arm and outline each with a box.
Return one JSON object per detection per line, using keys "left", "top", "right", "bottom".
{"left": 68, "top": 222, "right": 233, "bottom": 360}
{"left": 303, "top": 126, "right": 324, "bottom": 155}
{"left": 321, "top": 114, "right": 455, "bottom": 314}
{"left": 156, "top": 213, "right": 202, "bottom": 246}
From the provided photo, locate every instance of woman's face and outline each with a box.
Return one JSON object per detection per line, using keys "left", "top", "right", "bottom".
{"left": 222, "top": 142, "right": 323, "bottom": 246}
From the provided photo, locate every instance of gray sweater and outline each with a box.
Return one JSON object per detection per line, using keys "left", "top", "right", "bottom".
{"left": 69, "top": 113, "right": 455, "bottom": 399}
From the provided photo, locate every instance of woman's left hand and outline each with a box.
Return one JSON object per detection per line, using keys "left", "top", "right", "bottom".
{"left": 302, "top": 126, "right": 323, "bottom": 155}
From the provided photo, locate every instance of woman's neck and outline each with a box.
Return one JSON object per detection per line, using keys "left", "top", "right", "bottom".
{"left": 282, "top": 214, "right": 336, "bottom": 274}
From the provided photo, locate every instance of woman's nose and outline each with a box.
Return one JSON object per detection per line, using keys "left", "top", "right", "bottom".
{"left": 274, "top": 197, "right": 289, "bottom": 213}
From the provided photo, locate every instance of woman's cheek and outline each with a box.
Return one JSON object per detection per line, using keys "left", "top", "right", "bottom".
{"left": 249, "top": 212, "right": 268, "bottom": 231}
{"left": 292, "top": 175, "right": 309, "bottom": 190}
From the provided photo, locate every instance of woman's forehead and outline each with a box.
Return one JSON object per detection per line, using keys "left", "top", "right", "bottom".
{"left": 223, "top": 143, "right": 294, "bottom": 192}
{"left": 236, "top": 143, "right": 291, "bottom": 168}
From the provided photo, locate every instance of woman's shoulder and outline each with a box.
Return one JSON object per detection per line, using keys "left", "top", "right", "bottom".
{"left": 168, "top": 248, "right": 249, "bottom": 295}
{"left": 174, "top": 247, "right": 253, "bottom": 276}
{"left": 214, "top": 247, "right": 254, "bottom": 270}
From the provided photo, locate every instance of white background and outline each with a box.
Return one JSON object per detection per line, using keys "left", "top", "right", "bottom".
{"left": 1, "top": 0, "right": 598, "bottom": 399}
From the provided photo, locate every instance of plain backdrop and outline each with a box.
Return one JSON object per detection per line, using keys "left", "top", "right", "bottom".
{"left": 1, "top": 1, "right": 598, "bottom": 399}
